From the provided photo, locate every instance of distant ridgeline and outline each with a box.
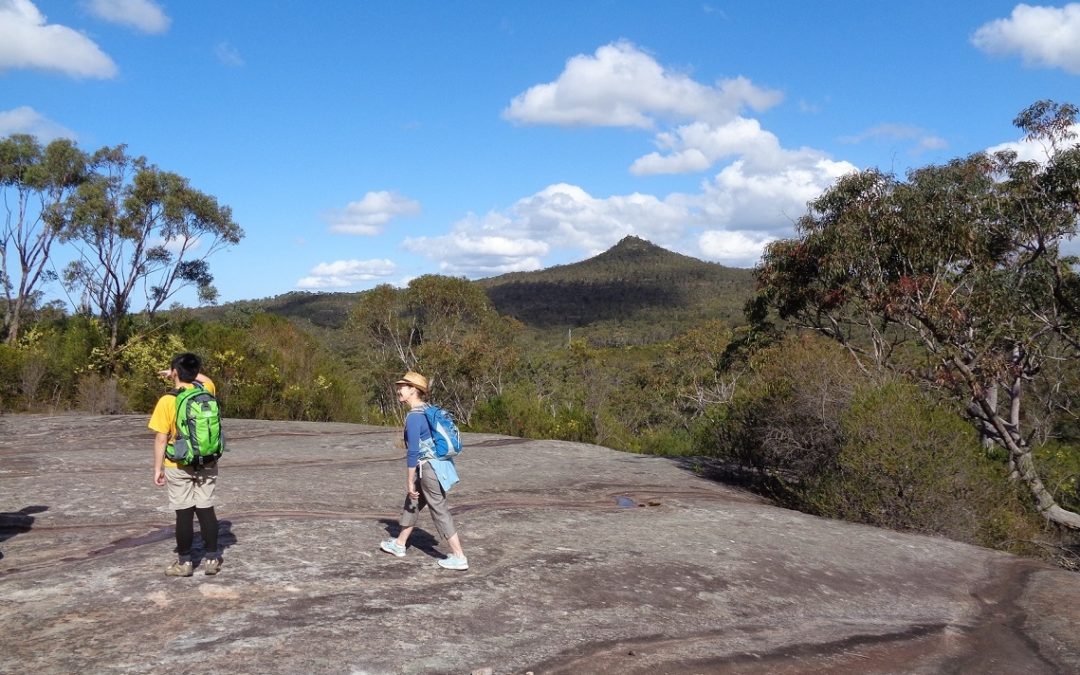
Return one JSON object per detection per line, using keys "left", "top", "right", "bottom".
{"left": 193, "top": 236, "right": 756, "bottom": 339}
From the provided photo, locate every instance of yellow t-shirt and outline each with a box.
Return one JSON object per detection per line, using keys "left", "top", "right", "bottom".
{"left": 149, "top": 378, "right": 217, "bottom": 468}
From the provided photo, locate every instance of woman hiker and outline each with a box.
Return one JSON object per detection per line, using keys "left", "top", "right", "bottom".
{"left": 380, "top": 371, "right": 469, "bottom": 570}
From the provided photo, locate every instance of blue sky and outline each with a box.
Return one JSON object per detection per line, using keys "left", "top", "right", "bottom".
{"left": 3, "top": 1, "right": 1080, "bottom": 306}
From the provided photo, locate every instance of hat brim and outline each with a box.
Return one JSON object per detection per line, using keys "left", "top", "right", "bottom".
{"left": 395, "top": 379, "right": 427, "bottom": 392}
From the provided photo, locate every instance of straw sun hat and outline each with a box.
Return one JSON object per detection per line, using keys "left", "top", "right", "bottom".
{"left": 394, "top": 371, "right": 428, "bottom": 394}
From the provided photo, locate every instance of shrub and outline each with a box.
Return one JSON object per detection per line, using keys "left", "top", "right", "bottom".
{"left": 689, "top": 331, "right": 1047, "bottom": 555}
{"left": 1034, "top": 441, "right": 1080, "bottom": 516}
{"left": 803, "top": 380, "right": 1042, "bottom": 551}
{"left": 76, "top": 373, "right": 125, "bottom": 413}
{"left": 116, "top": 331, "right": 187, "bottom": 413}
{"left": 634, "top": 427, "right": 695, "bottom": 456}
{"left": 0, "top": 343, "right": 24, "bottom": 411}
{"left": 692, "top": 333, "right": 862, "bottom": 482}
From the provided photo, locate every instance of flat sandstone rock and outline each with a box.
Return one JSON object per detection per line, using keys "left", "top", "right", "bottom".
{"left": 2, "top": 414, "right": 1079, "bottom": 674}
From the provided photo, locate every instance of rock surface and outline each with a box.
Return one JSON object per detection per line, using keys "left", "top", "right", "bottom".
{"left": 2, "top": 413, "right": 1079, "bottom": 674}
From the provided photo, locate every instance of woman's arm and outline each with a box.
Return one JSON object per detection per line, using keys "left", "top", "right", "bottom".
{"left": 404, "top": 411, "right": 427, "bottom": 497}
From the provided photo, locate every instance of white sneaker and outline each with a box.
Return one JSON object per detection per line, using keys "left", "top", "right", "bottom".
{"left": 380, "top": 539, "right": 406, "bottom": 558}
{"left": 437, "top": 555, "right": 468, "bottom": 571}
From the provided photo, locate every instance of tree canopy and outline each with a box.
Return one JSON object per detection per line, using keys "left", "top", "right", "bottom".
{"left": 61, "top": 144, "right": 243, "bottom": 355}
{"left": 349, "top": 274, "right": 522, "bottom": 423}
{"left": 753, "top": 100, "right": 1080, "bottom": 528}
{"left": 0, "top": 134, "right": 89, "bottom": 344}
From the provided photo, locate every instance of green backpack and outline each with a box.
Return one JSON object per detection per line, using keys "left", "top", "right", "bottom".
{"left": 166, "top": 383, "right": 224, "bottom": 467}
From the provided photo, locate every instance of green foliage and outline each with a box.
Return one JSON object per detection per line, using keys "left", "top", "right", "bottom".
{"left": 0, "top": 309, "right": 362, "bottom": 422}
{"left": 0, "top": 342, "right": 23, "bottom": 408}
{"left": 470, "top": 383, "right": 596, "bottom": 443}
{"left": 113, "top": 329, "right": 187, "bottom": 413}
{"left": 0, "top": 134, "right": 88, "bottom": 344}
{"left": 61, "top": 144, "right": 243, "bottom": 359}
{"left": 753, "top": 100, "right": 1080, "bottom": 530}
{"left": 1035, "top": 442, "right": 1080, "bottom": 515}
{"left": 683, "top": 330, "right": 1047, "bottom": 553}
{"left": 807, "top": 381, "right": 1039, "bottom": 549}
{"left": 176, "top": 313, "right": 361, "bottom": 422}
{"left": 634, "top": 426, "right": 695, "bottom": 456}
{"left": 692, "top": 334, "right": 861, "bottom": 480}
{"left": 0, "top": 317, "right": 111, "bottom": 411}
{"left": 349, "top": 275, "right": 522, "bottom": 424}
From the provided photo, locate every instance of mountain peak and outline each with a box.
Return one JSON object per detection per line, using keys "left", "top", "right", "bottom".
{"left": 597, "top": 235, "right": 672, "bottom": 260}
{"left": 610, "top": 235, "right": 660, "bottom": 252}
{"left": 591, "top": 235, "right": 702, "bottom": 268}
{"left": 478, "top": 236, "right": 754, "bottom": 336}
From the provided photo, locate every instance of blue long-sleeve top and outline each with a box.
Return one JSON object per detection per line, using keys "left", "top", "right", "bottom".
{"left": 404, "top": 407, "right": 431, "bottom": 468}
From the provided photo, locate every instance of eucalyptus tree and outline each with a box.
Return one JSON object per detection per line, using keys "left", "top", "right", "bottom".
{"left": 350, "top": 274, "right": 521, "bottom": 423}
{"left": 61, "top": 145, "right": 243, "bottom": 356}
{"left": 753, "top": 100, "right": 1080, "bottom": 528}
{"left": 0, "top": 134, "right": 88, "bottom": 343}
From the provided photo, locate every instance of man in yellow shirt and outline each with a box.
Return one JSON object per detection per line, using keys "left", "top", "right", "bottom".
{"left": 150, "top": 352, "right": 222, "bottom": 577}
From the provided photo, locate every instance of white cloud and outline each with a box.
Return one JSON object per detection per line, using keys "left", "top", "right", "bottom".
{"left": 915, "top": 135, "right": 949, "bottom": 152}
{"left": 85, "top": 0, "right": 170, "bottom": 34}
{"left": 0, "top": 106, "right": 77, "bottom": 140}
{"left": 630, "top": 115, "right": 859, "bottom": 223}
{"left": 972, "top": 3, "right": 1080, "bottom": 74}
{"left": 323, "top": 191, "right": 421, "bottom": 236}
{"left": 509, "top": 183, "right": 689, "bottom": 253}
{"left": 986, "top": 123, "right": 1080, "bottom": 162}
{"left": 452, "top": 41, "right": 856, "bottom": 272}
{"left": 157, "top": 235, "right": 200, "bottom": 255}
{"left": 839, "top": 123, "right": 948, "bottom": 155}
{"left": 696, "top": 157, "right": 856, "bottom": 232}
{"left": 505, "top": 40, "right": 824, "bottom": 180}
{"left": 403, "top": 227, "right": 550, "bottom": 277}
{"left": 297, "top": 258, "right": 398, "bottom": 289}
{"left": 503, "top": 40, "right": 782, "bottom": 128}
{"left": 699, "top": 230, "right": 776, "bottom": 266}
{"left": 215, "top": 41, "right": 244, "bottom": 67}
{"left": 402, "top": 164, "right": 860, "bottom": 275}
{"left": 631, "top": 117, "right": 790, "bottom": 175}
{"left": 0, "top": 0, "right": 116, "bottom": 77}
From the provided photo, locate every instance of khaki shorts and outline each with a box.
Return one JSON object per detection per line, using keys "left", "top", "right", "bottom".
{"left": 164, "top": 463, "right": 218, "bottom": 510}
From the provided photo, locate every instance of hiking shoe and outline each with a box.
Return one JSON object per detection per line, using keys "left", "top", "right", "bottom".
{"left": 380, "top": 539, "right": 406, "bottom": 558}
{"left": 437, "top": 555, "right": 468, "bottom": 571}
{"left": 203, "top": 558, "right": 222, "bottom": 576}
{"left": 165, "top": 560, "right": 193, "bottom": 577}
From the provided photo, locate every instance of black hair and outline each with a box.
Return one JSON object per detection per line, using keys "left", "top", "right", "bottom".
{"left": 171, "top": 352, "right": 201, "bottom": 384}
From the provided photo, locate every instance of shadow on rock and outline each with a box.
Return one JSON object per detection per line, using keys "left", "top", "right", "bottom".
{"left": 378, "top": 518, "right": 440, "bottom": 558}
{"left": 665, "top": 456, "right": 783, "bottom": 493}
{"left": 0, "top": 505, "right": 48, "bottom": 560}
{"left": 187, "top": 519, "right": 239, "bottom": 564}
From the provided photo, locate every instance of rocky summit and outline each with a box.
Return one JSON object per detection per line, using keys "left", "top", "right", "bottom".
{"left": 2, "top": 414, "right": 1080, "bottom": 674}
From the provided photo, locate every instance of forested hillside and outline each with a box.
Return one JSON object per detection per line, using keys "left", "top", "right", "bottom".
{"left": 479, "top": 236, "right": 754, "bottom": 342}
{"left": 200, "top": 236, "right": 756, "bottom": 346}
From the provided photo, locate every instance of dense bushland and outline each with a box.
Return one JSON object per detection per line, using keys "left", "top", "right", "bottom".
{"left": 690, "top": 334, "right": 1054, "bottom": 556}
{"left": 0, "top": 312, "right": 362, "bottom": 422}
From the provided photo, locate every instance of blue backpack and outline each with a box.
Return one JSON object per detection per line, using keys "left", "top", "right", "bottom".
{"left": 423, "top": 404, "right": 462, "bottom": 459}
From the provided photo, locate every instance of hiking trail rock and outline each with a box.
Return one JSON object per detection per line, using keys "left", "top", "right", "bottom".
{"left": 2, "top": 414, "right": 1079, "bottom": 674}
